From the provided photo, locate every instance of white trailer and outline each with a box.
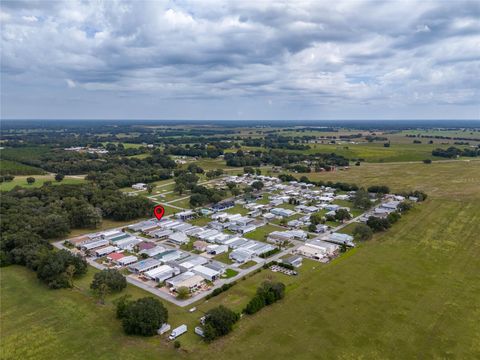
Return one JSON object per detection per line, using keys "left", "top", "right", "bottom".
{"left": 169, "top": 324, "right": 187, "bottom": 340}
{"left": 157, "top": 323, "right": 171, "bottom": 335}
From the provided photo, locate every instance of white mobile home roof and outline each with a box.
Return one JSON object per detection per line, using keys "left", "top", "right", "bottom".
{"left": 129, "top": 258, "right": 161, "bottom": 273}
{"left": 144, "top": 264, "right": 178, "bottom": 280}
{"left": 117, "top": 255, "right": 138, "bottom": 265}
{"left": 94, "top": 245, "right": 118, "bottom": 257}
{"left": 82, "top": 239, "right": 109, "bottom": 250}
{"left": 192, "top": 265, "right": 219, "bottom": 280}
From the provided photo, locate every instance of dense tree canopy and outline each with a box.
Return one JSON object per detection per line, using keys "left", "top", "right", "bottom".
{"left": 203, "top": 305, "right": 240, "bottom": 342}
{"left": 91, "top": 269, "right": 127, "bottom": 293}
{"left": 117, "top": 297, "right": 168, "bottom": 336}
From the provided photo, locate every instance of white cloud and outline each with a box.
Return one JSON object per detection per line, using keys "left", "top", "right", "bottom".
{"left": 1, "top": 0, "right": 479, "bottom": 119}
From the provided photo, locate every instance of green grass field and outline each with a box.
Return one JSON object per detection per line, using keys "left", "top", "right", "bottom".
{"left": 1, "top": 160, "right": 479, "bottom": 359}
{"left": 0, "top": 175, "right": 86, "bottom": 192}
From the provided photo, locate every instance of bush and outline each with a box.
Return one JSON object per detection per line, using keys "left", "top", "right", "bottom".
{"left": 243, "top": 281, "right": 285, "bottom": 315}
{"left": 366, "top": 216, "right": 391, "bottom": 232}
{"left": 118, "top": 297, "right": 168, "bottom": 336}
{"left": 367, "top": 185, "right": 390, "bottom": 194}
{"left": 91, "top": 269, "right": 127, "bottom": 293}
{"left": 352, "top": 223, "right": 373, "bottom": 241}
{"left": 36, "top": 250, "right": 87, "bottom": 289}
{"left": 205, "top": 281, "right": 236, "bottom": 300}
{"left": 176, "top": 286, "right": 190, "bottom": 299}
{"left": 203, "top": 305, "right": 240, "bottom": 342}
{"left": 259, "top": 248, "right": 280, "bottom": 258}
{"left": 174, "top": 340, "right": 181, "bottom": 349}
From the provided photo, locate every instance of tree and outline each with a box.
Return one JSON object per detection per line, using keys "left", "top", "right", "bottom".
{"left": 41, "top": 214, "right": 70, "bottom": 239}
{"left": 244, "top": 294, "right": 265, "bottom": 315}
{"left": 352, "top": 188, "right": 371, "bottom": 210}
{"left": 398, "top": 201, "right": 413, "bottom": 212}
{"left": 36, "top": 250, "right": 87, "bottom": 289}
{"left": 251, "top": 180, "right": 264, "bottom": 191}
{"left": 69, "top": 203, "right": 102, "bottom": 229}
{"left": 176, "top": 286, "right": 190, "bottom": 299}
{"left": 174, "top": 182, "right": 186, "bottom": 195}
{"left": 91, "top": 269, "right": 127, "bottom": 293}
{"left": 244, "top": 166, "right": 255, "bottom": 175}
{"left": 335, "top": 208, "right": 352, "bottom": 222}
{"left": 203, "top": 305, "right": 240, "bottom": 342}
{"left": 366, "top": 216, "right": 391, "bottom": 232}
{"left": 352, "top": 223, "right": 373, "bottom": 241}
{"left": 55, "top": 173, "right": 65, "bottom": 182}
{"left": 26, "top": 177, "right": 36, "bottom": 185}
{"left": 187, "top": 163, "right": 204, "bottom": 174}
{"left": 116, "top": 294, "right": 132, "bottom": 319}
{"left": 119, "top": 297, "right": 168, "bottom": 336}
{"left": 65, "top": 264, "right": 76, "bottom": 288}
{"left": 310, "top": 212, "right": 324, "bottom": 225}
{"left": 244, "top": 281, "right": 285, "bottom": 315}
{"left": 93, "top": 282, "right": 110, "bottom": 304}
{"left": 226, "top": 181, "right": 236, "bottom": 192}
{"left": 387, "top": 211, "right": 401, "bottom": 224}
{"left": 146, "top": 184, "right": 155, "bottom": 194}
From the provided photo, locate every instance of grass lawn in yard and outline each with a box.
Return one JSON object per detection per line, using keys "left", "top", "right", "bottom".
{"left": 213, "top": 252, "right": 234, "bottom": 265}
{"left": 224, "top": 204, "right": 249, "bottom": 216}
{"left": 336, "top": 222, "right": 362, "bottom": 235}
{"left": 244, "top": 224, "right": 281, "bottom": 242}
{"left": 222, "top": 269, "right": 239, "bottom": 279}
{"left": 168, "top": 197, "right": 192, "bottom": 209}
{"left": 66, "top": 218, "right": 149, "bottom": 239}
{"left": 188, "top": 216, "right": 212, "bottom": 227}
{"left": 239, "top": 261, "right": 257, "bottom": 269}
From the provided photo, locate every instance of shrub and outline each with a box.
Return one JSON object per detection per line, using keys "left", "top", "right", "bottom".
{"left": 118, "top": 297, "right": 168, "bottom": 336}
{"left": 352, "top": 223, "right": 373, "bottom": 241}
{"left": 91, "top": 269, "right": 127, "bottom": 293}
{"left": 203, "top": 305, "right": 240, "bottom": 342}
{"left": 243, "top": 281, "right": 285, "bottom": 315}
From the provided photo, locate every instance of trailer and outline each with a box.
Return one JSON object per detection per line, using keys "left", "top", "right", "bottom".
{"left": 168, "top": 324, "right": 187, "bottom": 340}
{"left": 194, "top": 326, "right": 205, "bottom": 337}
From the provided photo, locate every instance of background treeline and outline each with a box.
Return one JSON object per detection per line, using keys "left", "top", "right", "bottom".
{"left": 243, "top": 135, "right": 312, "bottom": 150}
{"left": 225, "top": 149, "right": 349, "bottom": 168}
{"left": 0, "top": 184, "right": 152, "bottom": 286}
{"left": 432, "top": 146, "right": 479, "bottom": 158}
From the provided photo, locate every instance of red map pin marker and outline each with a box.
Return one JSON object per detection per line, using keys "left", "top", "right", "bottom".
{"left": 153, "top": 205, "right": 165, "bottom": 221}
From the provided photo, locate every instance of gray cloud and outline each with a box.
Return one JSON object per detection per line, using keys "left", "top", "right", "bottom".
{"left": 1, "top": 0, "right": 479, "bottom": 120}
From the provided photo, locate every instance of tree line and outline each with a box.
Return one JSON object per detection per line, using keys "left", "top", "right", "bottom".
{"left": 0, "top": 184, "right": 152, "bottom": 287}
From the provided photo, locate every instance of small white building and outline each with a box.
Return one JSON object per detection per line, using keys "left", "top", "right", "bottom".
{"left": 132, "top": 183, "right": 147, "bottom": 190}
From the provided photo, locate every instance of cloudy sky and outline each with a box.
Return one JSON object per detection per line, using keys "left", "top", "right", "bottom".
{"left": 1, "top": 0, "right": 479, "bottom": 120}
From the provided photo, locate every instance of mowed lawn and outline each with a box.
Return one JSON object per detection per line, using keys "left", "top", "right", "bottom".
{"left": 1, "top": 160, "right": 480, "bottom": 359}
